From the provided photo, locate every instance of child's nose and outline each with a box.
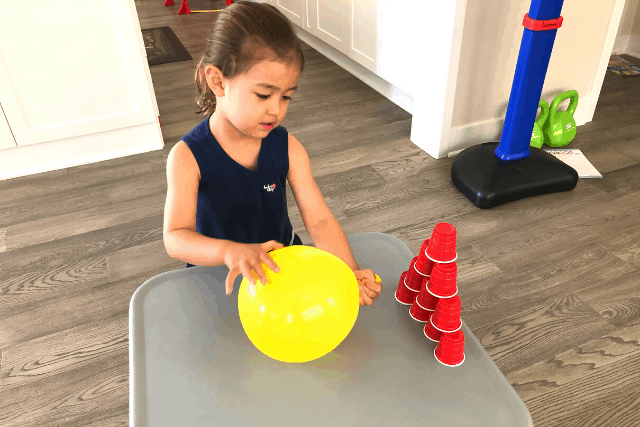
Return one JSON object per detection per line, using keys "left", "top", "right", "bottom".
{"left": 268, "top": 98, "right": 286, "bottom": 115}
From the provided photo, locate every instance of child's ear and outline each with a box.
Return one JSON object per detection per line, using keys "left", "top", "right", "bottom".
{"left": 204, "top": 65, "right": 226, "bottom": 98}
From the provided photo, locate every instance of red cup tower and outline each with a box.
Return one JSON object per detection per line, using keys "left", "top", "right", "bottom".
{"left": 396, "top": 222, "right": 465, "bottom": 366}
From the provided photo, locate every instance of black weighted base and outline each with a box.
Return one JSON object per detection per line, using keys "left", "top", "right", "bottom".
{"left": 451, "top": 141, "right": 579, "bottom": 209}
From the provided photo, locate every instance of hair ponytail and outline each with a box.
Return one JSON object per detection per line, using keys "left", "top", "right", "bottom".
{"left": 195, "top": 58, "right": 216, "bottom": 117}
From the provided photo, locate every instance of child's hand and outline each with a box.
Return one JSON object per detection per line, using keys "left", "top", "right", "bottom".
{"left": 223, "top": 240, "right": 284, "bottom": 295}
{"left": 353, "top": 269, "right": 382, "bottom": 306}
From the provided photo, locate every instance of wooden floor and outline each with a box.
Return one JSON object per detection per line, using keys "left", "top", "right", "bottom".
{"left": 1, "top": 2, "right": 640, "bottom": 425}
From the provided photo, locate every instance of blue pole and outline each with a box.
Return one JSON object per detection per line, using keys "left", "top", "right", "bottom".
{"left": 494, "top": 0, "right": 565, "bottom": 161}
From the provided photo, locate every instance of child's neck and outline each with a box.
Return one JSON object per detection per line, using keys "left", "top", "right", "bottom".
{"left": 209, "top": 112, "right": 261, "bottom": 146}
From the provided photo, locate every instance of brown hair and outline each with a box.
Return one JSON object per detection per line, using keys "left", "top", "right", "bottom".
{"left": 194, "top": 0, "right": 305, "bottom": 116}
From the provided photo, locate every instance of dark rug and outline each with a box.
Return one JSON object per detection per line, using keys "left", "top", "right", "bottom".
{"left": 142, "top": 26, "right": 192, "bottom": 66}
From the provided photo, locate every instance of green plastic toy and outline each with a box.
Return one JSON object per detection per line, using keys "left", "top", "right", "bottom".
{"left": 542, "top": 89, "right": 578, "bottom": 147}
{"left": 530, "top": 99, "right": 549, "bottom": 149}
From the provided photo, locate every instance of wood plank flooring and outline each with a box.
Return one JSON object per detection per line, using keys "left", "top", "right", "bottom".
{"left": 1, "top": 2, "right": 639, "bottom": 425}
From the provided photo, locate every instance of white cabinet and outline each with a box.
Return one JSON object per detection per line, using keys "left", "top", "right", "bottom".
{"left": 0, "top": 104, "right": 17, "bottom": 150}
{"left": 265, "top": 0, "right": 377, "bottom": 72}
{"left": 263, "top": 0, "right": 466, "bottom": 159}
{"left": 305, "top": 0, "right": 351, "bottom": 57}
{"left": 272, "top": 0, "right": 304, "bottom": 28}
{"left": 350, "top": 0, "right": 377, "bottom": 72}
{"left": 305, "top": 0, "right": 378, "bottom": 72}
{"left": 0, "top": 0, "right": 163, "bottom": 181}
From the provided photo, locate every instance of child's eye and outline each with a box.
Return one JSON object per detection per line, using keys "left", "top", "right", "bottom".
{"left": 256, "top": 94, "right": 292, "bottom": 101}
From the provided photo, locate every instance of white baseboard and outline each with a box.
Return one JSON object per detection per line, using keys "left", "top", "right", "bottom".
{"left": 447, "top": 95, "right": 591, "bottom": 157}
{"left": 0, "top": 122, "right": 164, "bottom": 181}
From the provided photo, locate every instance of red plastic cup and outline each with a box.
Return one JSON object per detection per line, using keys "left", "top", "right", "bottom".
{"left": 396, "top": 271, "right": 409, "bottom": 293}
{"left": 409, "top": 300, "right": 433, "bottom": 322}
{"left": 416, "top": 284, "right": 439, "bottom": 311}
{"left": 430, "top": 295, "right": 462, "bottom": 333}
{"left": 424, "top": 318, "right": 443, "bottom": 342}
{"left": 426, "top": 262, "right": 458, "bottom": 298}
{"left": 420, "top": 238, "right": 430, "bottom": 256}
{"left": 415, "top": 239, "right": 435, "bottom": 276}
{"left": 426, "top": 223, "right": 457, "bottom": 263}
{"left": 395, "top": 288, "right": 418, "bottom": 305}
{"left": 413, "top": 262, "right": 431, "bottom": 282}
{"left": 395, "top": 271, "right": 419, "bottom": 305}
{"left": 434, "top": 329, "right": 465, "bottom": 366}
{"left": 405, "top": 257, "right": 427, "bottom": 292}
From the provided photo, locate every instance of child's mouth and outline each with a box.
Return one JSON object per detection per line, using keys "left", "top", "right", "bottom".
{"left": 261, "top": 123, "right": 273, "bottom": 130}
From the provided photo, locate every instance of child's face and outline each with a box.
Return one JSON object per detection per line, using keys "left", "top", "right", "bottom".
{"left": 212, "top": 56, "right": 300, "bottom": 141}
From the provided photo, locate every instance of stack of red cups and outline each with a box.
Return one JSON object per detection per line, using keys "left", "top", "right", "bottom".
{"left": 394, "top": 238, "right": 432, "bottom": 306}
{"left": 408, "top": 240, "right": 437, "bottom": 322}
{"left": 395, "top": 223, "right": 466, "bottom": 367}
{"left": 425, "top": 223, "right": 465, "bottom": 366}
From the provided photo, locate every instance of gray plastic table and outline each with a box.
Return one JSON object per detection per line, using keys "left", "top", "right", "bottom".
{"left": 129, "top": 232, "right": 533, "bottom": 427}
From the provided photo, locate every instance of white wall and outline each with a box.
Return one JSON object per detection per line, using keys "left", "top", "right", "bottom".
{"left": 265, "top": 0, "right": 630, "bottom": 157}
{"left": 613, "top": 0, "right": 640, "bottom": 57}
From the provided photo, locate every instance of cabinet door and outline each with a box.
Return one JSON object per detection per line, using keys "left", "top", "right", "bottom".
{"left": 305, "top": 0, "right": 350, "bottom": 55}
{"left": 0, "top": 0, "right": 157, "bottom": 147}
{"left": 351, "top": 0, "right": 377, "bottom": 72}
{"left": 0, "top": 103, "right": 17, "bottom": 150}
{"left": 274, "top": 0, "right": 304, "bottom": 28}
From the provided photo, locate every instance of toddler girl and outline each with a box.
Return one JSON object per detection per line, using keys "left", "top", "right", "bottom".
{"left": 163, "top": 1, "right": 381, "bottom": 306}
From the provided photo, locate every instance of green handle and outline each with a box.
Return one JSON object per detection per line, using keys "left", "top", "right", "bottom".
{"left": 549, "top": 90, "right": 579, "bottom": 122}
{"left": 536, "top": 99, "right": 549, "bottom": 126}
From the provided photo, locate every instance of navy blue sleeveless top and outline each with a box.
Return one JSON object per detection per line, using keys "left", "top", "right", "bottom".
{"left": 181, "top": 116, "right": 303, "bottom": 268}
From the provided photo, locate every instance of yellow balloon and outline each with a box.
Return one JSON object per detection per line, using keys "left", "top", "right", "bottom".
{"left": 238, "top": 246, "right": 360, "bottom": 363}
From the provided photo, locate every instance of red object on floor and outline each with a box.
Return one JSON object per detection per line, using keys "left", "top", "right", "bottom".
{"left": 164, "top": 0, "right": 174, "bottom": 5}
{"left": 226, "top": 0, "right": 234, "bottom": 5}
{"left": 179, "top": 0, "right": 191, "bottom": 14}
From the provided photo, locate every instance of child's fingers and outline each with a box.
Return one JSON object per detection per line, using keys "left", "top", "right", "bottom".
{"left": 360, "top": 283, "right": 377, "bottom": 299}
{"left": 360, "top": 270, "right": 380, "bottom": 286}
{"left": 358, "top": 273, "right": 381, "bottom": 293}
{"left": 235, "top": 259, "right": 258, "bottom": 291}
{"left": 365, "top": 277, "right": 382, "bottom": 294}
{"left": 261, "top": 253, "right": 281, "bottom": 275}
{"left": 225, "top": 269, "right": 237, "bottom": 295}
{"left": 245, "top": 261, "right": 264, "bottom": 286}
{"left": 359, "top": 286, "right": 373, "bottom": 305}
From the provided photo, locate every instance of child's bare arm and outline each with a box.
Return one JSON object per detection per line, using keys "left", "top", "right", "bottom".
{"left": 163, "top": 140, "right": 232, "bottom": 266}
{"left": 165, "top": 228, "right": 236, "bottom": 267}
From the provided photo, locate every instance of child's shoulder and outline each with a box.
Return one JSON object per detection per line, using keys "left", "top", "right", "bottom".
{"left": 180, "top": 116, "right": 211, "bottom": 146}
{"left": 168, "top": 140, "right": 200, "bottom": 181}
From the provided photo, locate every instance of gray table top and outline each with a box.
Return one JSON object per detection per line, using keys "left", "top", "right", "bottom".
{"left": 129, "top": 232, "right": 533, "bottom": 427}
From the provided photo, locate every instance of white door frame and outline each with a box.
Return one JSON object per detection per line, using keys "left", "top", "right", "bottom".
{"left": 584, "top": 0, "right": 628, "bottom": 124}
{"left": 409, "top": 0, "right": 467, "bottom": 160}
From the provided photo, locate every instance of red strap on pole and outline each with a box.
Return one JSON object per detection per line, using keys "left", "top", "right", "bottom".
{"left": 522, "top": 13, "right": 563, "bottom": 31}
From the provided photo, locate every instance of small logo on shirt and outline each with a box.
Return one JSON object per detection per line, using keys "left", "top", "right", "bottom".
{"left": 264, "top": 183, "right": 276, "bottom": 192}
